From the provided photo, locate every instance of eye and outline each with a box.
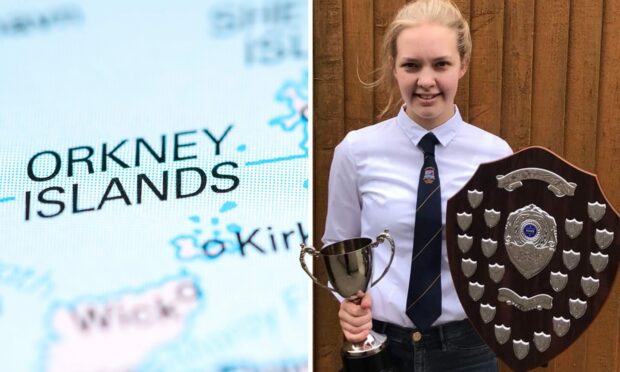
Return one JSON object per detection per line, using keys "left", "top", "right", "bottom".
{"left": 435, "top": 61, "right": 450, "bottom": 69}
{"left": 401, "top": 62, "right": 420, "bottom": 70}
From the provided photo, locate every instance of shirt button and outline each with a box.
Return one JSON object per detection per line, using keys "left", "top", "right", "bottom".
{"left": 412, "top": 331, "right": 422, "bottom": 342}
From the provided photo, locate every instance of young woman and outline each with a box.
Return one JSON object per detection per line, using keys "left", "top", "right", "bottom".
{"left": 322, "top": 0, "right": 512, "bottom": 370}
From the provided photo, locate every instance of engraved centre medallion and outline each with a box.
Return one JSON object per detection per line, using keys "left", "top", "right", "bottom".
{"left": 504, "top": 204, "right": 558, "bottom": 279}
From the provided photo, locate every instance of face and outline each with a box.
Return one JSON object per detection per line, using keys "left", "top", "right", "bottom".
{"left": 393, "top": 23, "right": 467, "bottom": 129}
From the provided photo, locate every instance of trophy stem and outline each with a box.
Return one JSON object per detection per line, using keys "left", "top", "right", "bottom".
{"left": 342, "top": 330, "right": 387, "bottom": 356}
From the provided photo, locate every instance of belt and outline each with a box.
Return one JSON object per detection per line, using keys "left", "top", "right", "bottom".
{"left": 372, "top": 318, "right": 471, "bottom": 346}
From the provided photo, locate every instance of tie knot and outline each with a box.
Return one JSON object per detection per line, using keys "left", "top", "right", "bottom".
{"left": 418, "top": 132, "right": 438, "bottom": 156}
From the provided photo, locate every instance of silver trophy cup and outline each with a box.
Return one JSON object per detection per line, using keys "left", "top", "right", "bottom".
{"left": 300, "top": 230, "right": 395, "bottom": 371}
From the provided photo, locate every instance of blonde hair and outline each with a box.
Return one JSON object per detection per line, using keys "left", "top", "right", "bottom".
{"left": 375, "top": 0, "right": 471, "bottom": 117}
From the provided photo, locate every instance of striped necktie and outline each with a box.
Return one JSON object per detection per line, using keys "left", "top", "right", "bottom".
{"left": 405, "top": 132, "right": 442, "bottom": 331}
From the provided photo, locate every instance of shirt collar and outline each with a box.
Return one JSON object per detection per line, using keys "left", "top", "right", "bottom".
{"left": 396, "top": 105, "right": 460, "bottom": 148}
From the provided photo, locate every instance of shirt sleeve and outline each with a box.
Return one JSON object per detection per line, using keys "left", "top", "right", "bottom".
{"left": 322, "top": 134, "right": 363, "bottom": 246}
{"left": 500, "top": 139, "right": 513, "bottom": 156}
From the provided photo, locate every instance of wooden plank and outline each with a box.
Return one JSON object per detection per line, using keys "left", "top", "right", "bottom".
{"left": 452, "top": 0, "right": 471, "bottom": 121}
{"left": 563, "top": 0, "right": 603, "bottom": 172}
{"left": 373, "top": 0, "right": 406, "bottom": 120}
{"left": 468, "top": 0, "right": 504, "bottom": 135}
{"left": 499, "top": 0, "right": 534, "bottom": 151}
{"left": 588, "top": 0, "right": 620, "bottom": 370}
{"left": 530, "top": 0, "right": 570, "bottom": 155}
{"left": 313, "top": 0, "right": 345, "bottom": 150}
{"left": 344, "top": 0, "right": 374, "bottom": 131}
{"left": 313, "top": 0, "right": 346, "bottom": 370}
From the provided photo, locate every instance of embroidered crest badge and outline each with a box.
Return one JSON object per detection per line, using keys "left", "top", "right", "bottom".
{"left": 423, "top": 167, "right": 435, "bottom": 184}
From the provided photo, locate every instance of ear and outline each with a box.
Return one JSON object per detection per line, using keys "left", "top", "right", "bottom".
{"left": 459, "top": 60, "right": 469, "bottom": 79}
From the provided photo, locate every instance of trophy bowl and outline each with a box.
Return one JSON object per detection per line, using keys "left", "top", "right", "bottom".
{"left": 300, "top": 230, "right": 395, "bottom": 371}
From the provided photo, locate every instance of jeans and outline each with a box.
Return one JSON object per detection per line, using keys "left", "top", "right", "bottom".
{"left": 372, "top": 319, "right": 498, "bottom": 372}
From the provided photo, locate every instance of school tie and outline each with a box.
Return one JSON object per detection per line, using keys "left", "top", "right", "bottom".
{"left": 405, "top": 132, "right": 442, "bottom": 331}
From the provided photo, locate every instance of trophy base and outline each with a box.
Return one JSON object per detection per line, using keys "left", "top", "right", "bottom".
{"left": 341, "top": 347, "right": 392, "bottom": 372}
{"left": 341, "top": 331, "right": 392, "bottom": 372}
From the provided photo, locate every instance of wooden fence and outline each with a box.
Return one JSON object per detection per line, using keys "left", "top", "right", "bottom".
{"left": 313, "top": 0, "right": 620, "bottom": 370}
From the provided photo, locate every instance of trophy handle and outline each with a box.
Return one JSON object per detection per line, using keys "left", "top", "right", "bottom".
{"left": 370, "top": 229, "right": 395, "bottom": 287}
{"left": 299, "top": 244, "right": 339, "bottom": 293}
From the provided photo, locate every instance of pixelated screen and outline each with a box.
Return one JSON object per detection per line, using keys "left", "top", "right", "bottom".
{"left": 0, "top": 0, "right": 309, "bottom": 371}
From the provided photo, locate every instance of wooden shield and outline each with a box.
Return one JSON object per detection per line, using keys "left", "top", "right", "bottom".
{"left": 446, "top": 146, "right": 620, "bottom": 371}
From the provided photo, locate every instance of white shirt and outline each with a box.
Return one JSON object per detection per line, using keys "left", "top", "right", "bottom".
{"left": 322, "top": 106, "right": 512, "bottom": 328}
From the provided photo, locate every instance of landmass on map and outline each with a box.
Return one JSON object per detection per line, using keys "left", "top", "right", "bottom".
{"left": 43, "top": 274, "right": 202, "bottom": 372}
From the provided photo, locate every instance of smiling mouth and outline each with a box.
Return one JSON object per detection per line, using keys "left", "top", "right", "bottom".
{"left": 415, "top": 93, "right": 441, "bottom": 100}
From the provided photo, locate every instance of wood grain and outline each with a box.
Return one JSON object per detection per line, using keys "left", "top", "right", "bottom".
{"left": 373, "top": 0, "right": 406, "bottom": 120}
{"left": 468, "top": 0, "right": 504, "bottom": 135}
{"left": 344, "top": 0, "right": 375, "bottom": 130}
{"left": 563, "top": 0, "right": 603, "bottom": 172}
{"left": 313, "top": 0, "right": 346, "bottom": 370}
{"left": 500, "top": 0, "right": 534, "bottom": 150}
{"left": 530, "top": 0, "right": 570, "bottom": 155}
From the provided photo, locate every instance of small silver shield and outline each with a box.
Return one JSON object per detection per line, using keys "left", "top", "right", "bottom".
{"left": 457, "top": 212, "right": 473, "bottom": 231}
{"left": 481, "top": 238, "right": 498, "bottom": 258}
{"left": 484, "top": 209, "right": 501, "bottom": 228}
{"left": 468, "top": 282, "right": 484, "bottom": 302}
{"left": 550, "top": 271, "right": 568, "bottom": 292}
{"left": 533, "top": 332, "right": 551, "bottom": 352}
{"left": 553, "top": 316, "right": 570, "bottom": 337}
{"left": 513, "top": 340, "right": 530, "bottom": 360}
{"left": 457, "top": 234, "right": 473, "bottom": 253}
{"left": 489, "top": 263, "right": 505, "bottom": 283}
{"left": 569, "top": 298, "right": 587, "bottom": 319}
{"left": 467, "top": 189, "right": 483, "bottom": 209}
{"left": 494, "top": 324, "right": 511, "bottom": 345}
{"left": 595, "top": 229, "right": 614, "bottom": 250}
{"left": 590, "top": 252, "right": 609, "bottom": 273}
{"left": 564, "top": 218, "right": 583, "bottom": 239}
{"left": 581, "top": 276, "right": 600, "bottom": 298}
{"left": 461, "top": 258, "right": 477, "bottom": 278}
{"left": 588, "top": 201, "right": 606, "bottom": 222}
{"left": 479, "top": 303, "right": 496, "bottom": 324}
{"left": 562, "top": 250, "right": 580, "bottom": 270}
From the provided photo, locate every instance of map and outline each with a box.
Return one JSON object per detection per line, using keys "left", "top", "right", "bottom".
{"left": 0, "top": 0, "right": 309, "bottom": 371}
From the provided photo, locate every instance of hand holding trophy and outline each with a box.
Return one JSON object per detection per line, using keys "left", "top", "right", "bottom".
{"left": 300, "top": 230, "right": 395, "bottom": 372}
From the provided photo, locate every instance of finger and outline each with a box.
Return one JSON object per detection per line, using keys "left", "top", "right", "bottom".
{"left": 338, "top": 310, "right": 372, "bottom": 328}
{"left": 343, "top": 328, "right": 370, "bottom": 343}
{"left": 339, "top": 317, "right": 373, "bottom": 334}
{"left": 341, "top": 298, "right": 372, "bottom": 317}
{"left": 338, "top": 309, "right": 371, "bottom": 329}
{"left": 360, "top": 293, "right": 372, "bottom": 310}
{"left": 339, "top": 301, "right": 371, "bottom": 320}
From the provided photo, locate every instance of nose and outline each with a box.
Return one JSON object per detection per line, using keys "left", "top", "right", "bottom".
{"left": 417, "top": 68, "right": 436, "bottom": 89}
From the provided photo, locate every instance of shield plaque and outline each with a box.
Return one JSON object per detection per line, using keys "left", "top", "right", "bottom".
{"left": 446, "top": 147, "right": 620, "bottom": 371}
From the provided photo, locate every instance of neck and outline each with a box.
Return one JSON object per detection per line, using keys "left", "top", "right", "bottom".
{"left": 405, "top": 105, "right": 456, "bottom": 130}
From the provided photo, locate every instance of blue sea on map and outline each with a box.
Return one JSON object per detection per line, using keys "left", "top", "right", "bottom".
{"left": 0, "top": 0, "right": 309, "bottom": 371}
